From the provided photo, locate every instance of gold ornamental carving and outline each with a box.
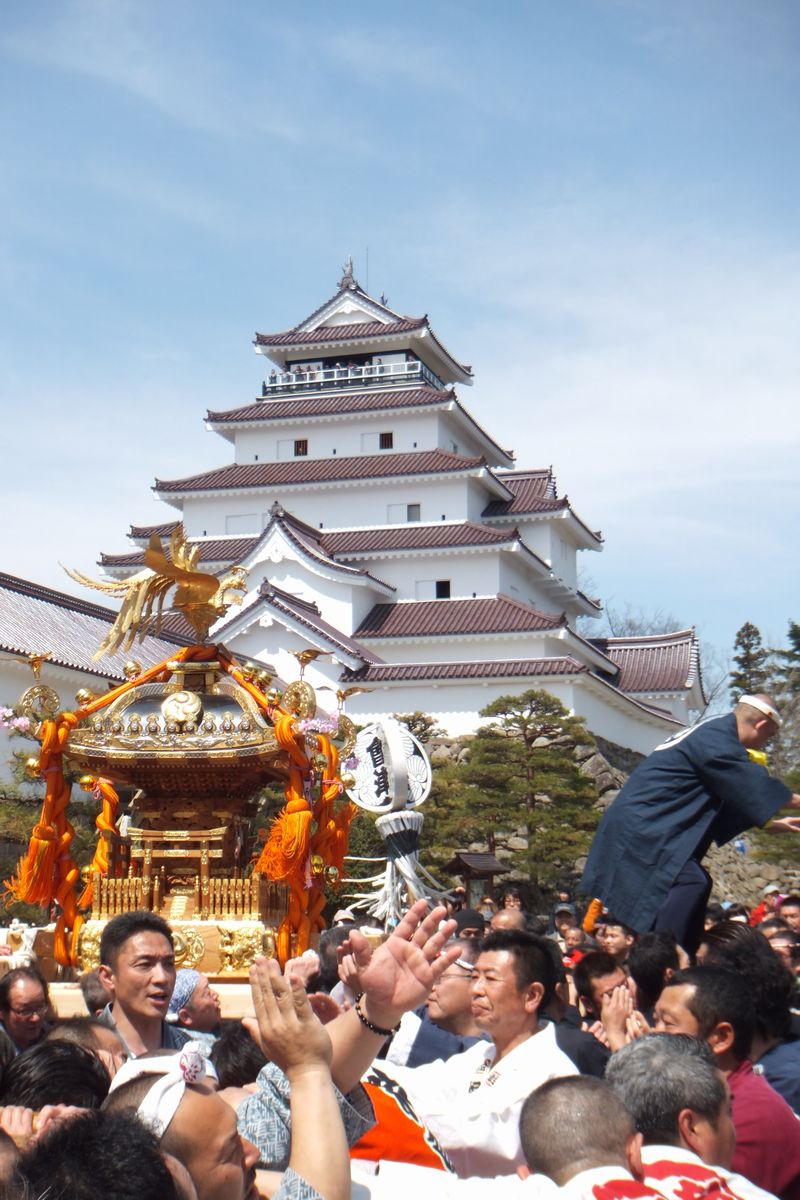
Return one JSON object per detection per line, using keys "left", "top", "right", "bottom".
{"left": 19, "top": 684, "right": 61, "bottom": 725}
{"left": 281, "top": 680, "right": 316, "bottom": 719}
{"left": 76, "top": 923, "right": 103, "bottom": 973}
{"left": 217, "top": 925, "right": 271, "bottom": 972}
{"left": 171, "top": 927, "right": 206, "bottom": 969}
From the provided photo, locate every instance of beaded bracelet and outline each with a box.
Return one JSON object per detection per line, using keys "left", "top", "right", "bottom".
{"left": 354, "top": 993, "right": 401, "bottom": 1037}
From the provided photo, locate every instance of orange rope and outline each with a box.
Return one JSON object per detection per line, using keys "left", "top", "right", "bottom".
{"left": 5, "top": 643, "right": 351, "bottom": 967}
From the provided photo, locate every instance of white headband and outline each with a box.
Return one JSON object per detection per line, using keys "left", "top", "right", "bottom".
{"left": 107, "top": 1044, "right": 217, "bottom": 1138}
{"left": 740, "top": 695, "right": 781, "bottom": 726}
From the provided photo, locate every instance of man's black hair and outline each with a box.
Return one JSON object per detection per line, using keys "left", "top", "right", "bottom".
{"left": 45, "top": 1014, "right": 118, "bottom": 1050}
{"left": 572, "top": 950, "right": 620, "bottom": 1004}
{"left": 601, "top": 915, "right": 637, "bottom": 936}
{"left": 309, "top": 924, "right": 355, "bottom": 993}
{"left": 701, "top": 920, "right": 794, "bottom": 1040}
{"left": 17, "top": 1110, "right": 178, "bottom": 1200}
{"left": 210, "top": 1021, "right": 268, "bottom": 1089}
{"left": 0, "top": 966, "right": 49, "bottom": 1014}
{"left": 520, "top": 1076, "right": 633, "bottom": 1183}
{"left": 628, "top": 931, "right": 679, "bottom": 1012}
{"left": 99, "top": 910, "right": 174, "bottom": 968}
{"left": 667, "top": 966, "right": 755, "bottom": 1062}
{"left": 0, "top": 1039, "right": 111, "bottom": 1109}
{"left": 759, "top": 917, "right": 790, "bottom": 936}
{"left": 778, "top": 895, "right": 800, "bottom": 911}
{"left": 479, "top": 929, "right": 556, "bottom": 1007}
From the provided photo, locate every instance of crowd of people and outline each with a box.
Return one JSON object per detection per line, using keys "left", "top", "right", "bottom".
{"left": 0, "top": 693, "right": 798, "bottom": 1199}
{"left": 0, "top": 886, "right": 799, "bottom": 1200}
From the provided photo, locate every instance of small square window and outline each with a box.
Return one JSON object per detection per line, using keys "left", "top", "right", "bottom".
{"left": 407, "top": 504, "right": 421, "bottom": 522}
{"left": 294, "top": 439, "right": 308, "bottom": 457}
{"left": 379, "top": 432, "right": 394, "bottom": 450}
{"left": 435, "top": 580, "right": 451, "bottom": 599}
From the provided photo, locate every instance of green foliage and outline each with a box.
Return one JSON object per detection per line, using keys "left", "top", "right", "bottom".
{"left": 393, "top": 712, "right": 444, "bottom": 744}
{"left": 421, "top": 691, "right": 599, "bottom": 903}
{"left": 730, "top": 622, "right": 771, "bottom": 702}
{"left": 0, "top": 794, "right": 99, "bottom": 924}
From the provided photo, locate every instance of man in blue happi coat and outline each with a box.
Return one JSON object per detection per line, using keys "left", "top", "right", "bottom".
{"left": 581, "top": 694, "right": 800, "bottom": 956}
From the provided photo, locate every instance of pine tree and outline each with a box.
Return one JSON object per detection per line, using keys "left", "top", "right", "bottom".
{"left": 421, "top": 690, "right": 599, "bottom": 902}
{"left": 729, "top": 622, "right": 771, "bottom": 702}
{"left": 767, "top": 620, "right": 800, "bottom": 781}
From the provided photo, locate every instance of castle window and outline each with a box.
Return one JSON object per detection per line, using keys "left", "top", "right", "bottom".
{"left": 379, "top": 431, "right": 394, "bottom": 450}
{"left": 294, "top": 439, "right": 308, "bottom": 457}
{"left": 407, "top": 504, "right": 421, "bottom": 522}
{"left": 435, "top": 580, "right": 451, "bottom": 599}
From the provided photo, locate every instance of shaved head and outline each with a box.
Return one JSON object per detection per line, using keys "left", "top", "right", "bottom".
{"left": 520, "top": 1076, "right": 634, "bottom": 1185}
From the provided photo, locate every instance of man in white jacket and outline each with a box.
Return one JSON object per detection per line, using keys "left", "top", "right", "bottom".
{"left": 372, "top": 929, "right": 578, "bottom": 1177}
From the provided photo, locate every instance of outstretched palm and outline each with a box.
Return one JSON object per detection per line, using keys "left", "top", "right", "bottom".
{"left": 345, "top": 900, "right": 459, "bottom": 1019}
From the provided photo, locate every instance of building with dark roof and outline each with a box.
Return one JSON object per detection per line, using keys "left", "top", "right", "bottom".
{"left": 90, "top": 267, "right": 705, "bottom": 752}
{"left": 0, "top": 572, "right": 192, "bottom": 786}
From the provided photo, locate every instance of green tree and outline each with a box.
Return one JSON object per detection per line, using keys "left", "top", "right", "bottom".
{"left": 392, "top": 712, "right": 444, "bottom": 745}
{"left": 767, "top": 620, "right": 800, "bottom": 781}
{"left": 422, "top": 690, "right": 599, "bottom": 903}
{"left": 729, "top": 622, "right": 772, "bottom": 702}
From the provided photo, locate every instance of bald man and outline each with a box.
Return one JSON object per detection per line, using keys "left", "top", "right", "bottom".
{"left": 582, "top": 695, "right": 800, "bottom": 955}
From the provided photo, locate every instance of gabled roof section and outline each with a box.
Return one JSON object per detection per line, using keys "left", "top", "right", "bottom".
{"left": 103, "top": 520, "right": 519, "bottom": 574}
{"left": 483, "top": 469, "right": 603, "bottom": 545}
{"left": 482, "top": 468, "right": 563, "bottom": 517}
{"left": 253, "top": 271, "right": 472, "bottom": 384}
{"left": 253, "top": 505, "right": 395, "bottom": 593}
{"left": 355, "top": 595, "right": 567, "bottom": 640}
{"left": 153, "top": 449, "right": 488, "bottom": 500}
{"left": 0, "top": 572, "right": 191, "bottom": 681}
{"left": 254, "top": 583, "right": 383, "bottom": 664}
{"left": 592, "top": 629, "right": 705, "bottom": 699}
{"left": 105, "top": 507, "right": 394, "bottom": 593}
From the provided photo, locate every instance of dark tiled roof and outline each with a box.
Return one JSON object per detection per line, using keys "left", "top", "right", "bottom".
{"left": 482, "top": 470, "right": 565, "bottom": 517}
{"left": 324, "top": 522, "right": 515, "bottom": 556}
{"left": 207, "top": 387, "right": 450, "bottom": 424}
{"left": 0, "top": 572, "right": 191, "bottom": 681}
{"left": 343, "top": 656, "right": 586, "bottom": 682}
{"left": 592, "top": 630, "right": 700, "bottom": 693}
{"left": 103, "top": 521, "right": 513, "bottom": 572}
{"left": 101, "top": 536, "right": 259, "bottom": 569}
{"left": 257, "top": 584, "right": 382, "bottom": 663}
{"left": 443, "top": 852, "right": 511, "bottom": 876}
{"left": 129, "top": 521, "right": 179, "bottom": 540}
{"left": 255, "top": 318, "right": 427, "bottom": 347}
{"left": 154, "top": 450, "right": 484, "bottom": 494}
{"left": 355, "top": 595, "right": 566, "bottom": 639}
{"left": 483, "top": 471, "right": 603, "bottom": 542}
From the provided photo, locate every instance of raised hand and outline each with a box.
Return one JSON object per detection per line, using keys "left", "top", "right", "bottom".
{"left": 341, "top": 900, "right": 458, "bottom": 1027}
{"left": 249, "top": 956, "right": 332, "bottom": 1076}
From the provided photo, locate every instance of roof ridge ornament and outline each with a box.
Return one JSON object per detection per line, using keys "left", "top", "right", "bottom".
{"left": 64, "top": 526, "right": 248, "bottom": 656}
{"left": 338, "top": 255, "right": 359, "bottom": 291}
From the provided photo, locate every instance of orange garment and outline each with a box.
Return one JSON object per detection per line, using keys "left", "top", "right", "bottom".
{"left": 351, "top": 1073, "right": 452, "bottom": 1172}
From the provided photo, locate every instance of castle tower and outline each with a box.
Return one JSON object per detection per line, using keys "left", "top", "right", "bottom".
{"left": 99, "top": 266, "right": 704, "bottom": 753}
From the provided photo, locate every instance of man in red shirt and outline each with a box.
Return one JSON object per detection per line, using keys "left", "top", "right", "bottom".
{"left": 653, "top": 967, "right": 800, "bottom": 1200}
{"left": 606, "top": 1032, "right": 777, "bottom": 1200}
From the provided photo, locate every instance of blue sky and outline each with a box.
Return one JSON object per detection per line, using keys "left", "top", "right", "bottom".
{"left": 1, "top": 0, "right": 798, "bottom": 682}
